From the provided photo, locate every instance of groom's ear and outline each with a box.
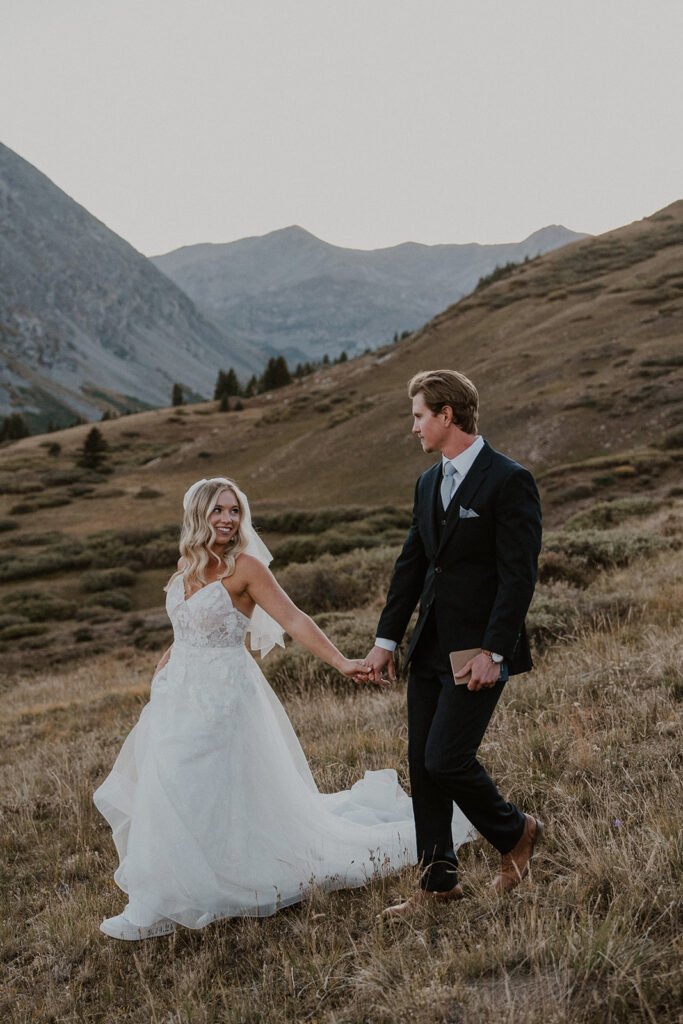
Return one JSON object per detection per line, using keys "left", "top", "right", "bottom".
{"left": 441, "top": 404, "right": 455, "bottom": 425}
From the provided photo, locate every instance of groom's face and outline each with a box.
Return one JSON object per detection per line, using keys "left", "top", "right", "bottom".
{"left": 412, "top": 393, "right": 448, "bottom": 453}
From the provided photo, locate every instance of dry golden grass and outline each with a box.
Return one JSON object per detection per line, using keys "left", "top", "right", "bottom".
{"left": 1, "top": 533, "right": 681, "bottom": 1023}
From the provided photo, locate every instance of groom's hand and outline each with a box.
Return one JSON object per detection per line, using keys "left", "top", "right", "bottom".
{"left": 456, "top": 652, "right": 501, "bottom": 691}
{"left": 364, "top": 645, "right": 396, "bottom": 684}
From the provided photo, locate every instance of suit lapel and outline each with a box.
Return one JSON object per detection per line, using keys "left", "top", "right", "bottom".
{"left": 436, "top": 442, "right": 493, "bottom": 555}
{"left": 420, "top": 461, "right": 441, "bottom": 557}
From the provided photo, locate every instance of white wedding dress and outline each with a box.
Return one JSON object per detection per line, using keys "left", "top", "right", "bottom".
{"left": 94, "top": 575, "right": 475, "bottom": 929}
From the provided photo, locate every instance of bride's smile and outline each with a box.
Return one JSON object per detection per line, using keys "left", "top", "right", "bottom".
{"left": 209, "top": 489, "right": 241, "bottom": 547}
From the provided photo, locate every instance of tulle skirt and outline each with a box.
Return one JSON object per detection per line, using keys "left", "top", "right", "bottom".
{"left": 94, "top": 642, "right": 475, "bottom": 928}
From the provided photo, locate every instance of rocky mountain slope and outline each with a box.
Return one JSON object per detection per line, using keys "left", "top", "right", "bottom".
{"left": 152, "top": 224, "right": 587, "bottom": 365}
{"left": 0, "top": 143, "right": 258, "bottom": 429}
{"left": 2, "top": 201, "right": 679, "bottom": 527}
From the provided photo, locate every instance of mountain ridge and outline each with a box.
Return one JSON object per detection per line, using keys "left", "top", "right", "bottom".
{"left": 0, "top": 143, "right": 259, "bottom": 428}
{"left": 152, "top": 223, "right": 588, "bottom": 363}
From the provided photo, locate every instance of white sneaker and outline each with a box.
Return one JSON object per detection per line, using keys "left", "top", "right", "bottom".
{"left": 99, "top": 913, "right": 176, "bottom": 940}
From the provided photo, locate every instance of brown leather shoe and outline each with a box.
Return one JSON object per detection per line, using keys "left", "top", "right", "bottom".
{"left": 380, "top": 884, "right": 464, "bottom": 918}
{"left": 492, "top": 814, "right": 544, "bottom": 894}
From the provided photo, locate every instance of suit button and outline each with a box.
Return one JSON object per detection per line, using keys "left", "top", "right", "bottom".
{"left": 441, "top": 519, "right": 447, "bottom": 526}
{"left": 434, "top": 567, "right": 442, "bottom": 574}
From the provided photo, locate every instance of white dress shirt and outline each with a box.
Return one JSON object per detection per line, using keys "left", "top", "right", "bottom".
{"left": 376, "top": 435, "right": 485, "bottom": 652}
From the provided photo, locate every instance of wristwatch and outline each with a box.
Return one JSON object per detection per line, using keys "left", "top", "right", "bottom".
{"left": 483, "top": 650, "right": 504, "bottom": 664}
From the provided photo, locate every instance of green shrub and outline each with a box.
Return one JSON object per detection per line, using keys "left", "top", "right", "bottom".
{"left": 658, "top": 424, "right": 683, "bottom": 450}
{"left": 0, "top": 546, "right": 92, "bottom": 582}
{"left": 0, "top": 480, "right": 41, "bottom": 495}
{"left": 4, "top": 590, "right": 77, "bottom": 622}
{"left": 43, "top": 468, "right": 91, "bottom": 487}
{"left": 552, "top": 484, "right": 596, "bottom": 503}
{"left": 256, "top": 506, "right": 369, "bottom": 535}
{"left": 81, "top": 568, "right": 137, "bottom": 592}
{"left": 0, "top": 613, "right": 27, "bottom": 629}
{"left": 565, "top": 497, "right": 659, "bottom": 531}
{"left": 277, "top": 546, "right": 400, "bottom": 615}
{"left": 527, "top": 584, "right": 640, "bottom": 651}
{"left": 135, "top": 488, "right": 163, "bottom": 499}
{"left": 273, "top": 530, "right": 384, "bottom": 566}
{"left": 0, "top": 622, "right": 49, "bottom": 640}
{"left": 85, "top": 590, "right": 132, "bottom": 612}
{"left": 540, "top": 528, "right": 669, "bottom": 586}
{"left": 9, "top": 493, "right": 72, "bottom": 514}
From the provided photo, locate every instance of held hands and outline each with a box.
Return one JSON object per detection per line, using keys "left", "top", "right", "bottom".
{"left": 455, "top": 652, "right": 501, "bottom": 691}
{"left": 339, "top": 658, "right": 391, "bottom": 686}
{"left": 362, "top": 645, "right": 397, "bottom": 685}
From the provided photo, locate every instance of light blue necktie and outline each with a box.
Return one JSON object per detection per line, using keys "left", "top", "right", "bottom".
{"left": 440, "top": 461, "right": 457, "bottom": 509}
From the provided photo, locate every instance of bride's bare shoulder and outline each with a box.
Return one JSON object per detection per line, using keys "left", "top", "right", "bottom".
{"left": 233, "top": 553, "right": 269, "bottom": 578}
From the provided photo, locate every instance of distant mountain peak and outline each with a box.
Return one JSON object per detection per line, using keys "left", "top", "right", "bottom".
{"left": 153, "top": 222, "right": 588, "bottom": 366}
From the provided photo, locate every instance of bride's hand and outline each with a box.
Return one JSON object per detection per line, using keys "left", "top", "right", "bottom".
{"left": 340, "top": 658, "right": 390, "bottom": 686}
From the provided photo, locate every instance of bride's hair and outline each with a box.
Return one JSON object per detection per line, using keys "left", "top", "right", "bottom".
{"left": 165, "top": 477, "right": 249, "bottom": 592}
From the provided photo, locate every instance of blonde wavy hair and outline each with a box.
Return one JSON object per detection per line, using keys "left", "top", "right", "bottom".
{"left": 165, "top": 477, "right": 249, "bottom": 593}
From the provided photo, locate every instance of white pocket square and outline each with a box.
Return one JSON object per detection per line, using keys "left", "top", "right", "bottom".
{"left": 459, "top": 506, "right": 480, "bottom": 518}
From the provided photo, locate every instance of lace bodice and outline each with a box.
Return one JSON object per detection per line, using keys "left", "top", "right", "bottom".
{"left": 166, "top": 576, "right": 250, "bottom": 648}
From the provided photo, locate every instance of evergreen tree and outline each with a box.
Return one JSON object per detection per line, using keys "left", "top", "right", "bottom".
{"left": 0, "top": 413, "right": 29, "bottom": 441}
{"left": 171, "top": 383, "right": 184, "bottom": 407}
{"left": 244, "top": 375, "right": 258, "bottom": 398}
{"left": 219, "top": 393, "right": 230, "bottom": 412}
{"left": 214, "top": 368, "right": 241, "bottom": 400}
{"left": 322, "top": 354, "right": 330, "bottom": 365}
{"left": 260, "top": 355, "right": 292, "bottom": 392}
{"left": 78, "top": 426, "right": 108, "bottom": 469}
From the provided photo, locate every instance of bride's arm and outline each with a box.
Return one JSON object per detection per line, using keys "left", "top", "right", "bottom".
{"left": 242, "top": 557, "right": 371, "bottom": 680}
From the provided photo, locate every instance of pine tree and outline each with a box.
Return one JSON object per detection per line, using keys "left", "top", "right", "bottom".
{"left": 260, "top": 355, "right": 292, "bottom": 392}
{"left": 78, "top": 426, "right": 108, "bottom": 469}
{"left": 214, "top": 368, "right": 241, "bottom": 400}
{"left": 172, "top": 383, "right": 184, "bottom": 407}
{"left": 0, "top": 413, "right": 29, "bottom": 441}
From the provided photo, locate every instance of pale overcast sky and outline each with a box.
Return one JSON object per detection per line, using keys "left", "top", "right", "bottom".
{"left": 2, "top": 0, "right": 682, "bottom": 256}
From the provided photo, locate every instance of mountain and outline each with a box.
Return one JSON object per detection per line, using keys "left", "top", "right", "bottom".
{"left": 152, "top": 224, "right": 588, "bottom": 365}
{"left": 3, "top": 200, "right": 679, "bottom": 524}
{"left": 0, "top": 143, "right": 259, "bottom": 429}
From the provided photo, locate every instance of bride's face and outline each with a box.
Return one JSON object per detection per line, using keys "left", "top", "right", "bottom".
{"left": 208, "top": 489, "right": 241, "bottom": 547}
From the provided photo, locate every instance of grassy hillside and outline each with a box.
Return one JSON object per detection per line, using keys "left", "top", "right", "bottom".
{"left": 0, "top": 495, "right": 680, "bottom": 1022}
{"left": 1, "top": 202, "right": 682, "bottom": 1020}
{"left": 1, "top": 201, "right": 681, "bottom": 671}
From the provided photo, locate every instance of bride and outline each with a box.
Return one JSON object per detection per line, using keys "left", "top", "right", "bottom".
{"left": 94, "top": 477, "right": 474, "bottom": 939}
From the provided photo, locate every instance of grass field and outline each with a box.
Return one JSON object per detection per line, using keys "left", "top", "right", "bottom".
{"left": 1, "top": 200, "right": 682, "bottom": 1021}
{"left": 1, "top": 493, "right": 681, "bottom": 1023}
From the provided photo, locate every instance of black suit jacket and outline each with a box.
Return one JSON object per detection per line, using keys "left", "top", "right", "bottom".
{"left": 377, "top": 441, "right": 542, "bottom": 676}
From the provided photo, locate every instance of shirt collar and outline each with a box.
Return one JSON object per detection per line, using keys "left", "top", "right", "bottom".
{"left": 442, "top": 435, "right": 484, "bottom": 478}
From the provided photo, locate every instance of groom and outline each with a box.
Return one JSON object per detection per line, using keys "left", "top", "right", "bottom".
{"left": 365, "top": 369, "right": 543, "bottom": 914}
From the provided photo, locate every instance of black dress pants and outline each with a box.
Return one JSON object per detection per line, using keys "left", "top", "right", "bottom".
{"left": 407, "top": 615, "right": 526, "bottom": 891}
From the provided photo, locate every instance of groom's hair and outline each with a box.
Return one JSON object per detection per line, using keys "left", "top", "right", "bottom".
{"left": 408, "top": 369, "right": 479, "bottom": 434}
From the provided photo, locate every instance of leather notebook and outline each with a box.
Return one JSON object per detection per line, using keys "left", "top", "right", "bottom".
{"left": 449, "top": 648, "right": 482, "bottom": 686}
